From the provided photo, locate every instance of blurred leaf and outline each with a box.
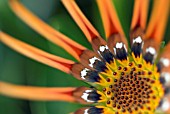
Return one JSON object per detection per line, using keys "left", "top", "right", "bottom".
{"left": 76, "top": 0, "right": 106, "bottom": 39}
{"left": 21, "top": 0, "right": 59, "bottom": 20}
{"left": 164, "top": 16, "right": 170, "bottom": 43}
{"left": 113, "top": 0, "right": 134, "bottom": 40}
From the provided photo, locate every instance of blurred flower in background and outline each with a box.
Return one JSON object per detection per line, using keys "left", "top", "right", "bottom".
{"left": 0, "top": 0, "right": 170, "bottom": 114}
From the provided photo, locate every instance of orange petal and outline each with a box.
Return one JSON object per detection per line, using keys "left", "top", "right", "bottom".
{"left": 131, "top": 0, "right": 149, "bottom": 30}
{"left": 0, "top": 81, "right": 76, "bottom": 102}
{"left": 96, "top": 0, "right": 111, "bottom": 38}
{"left": 131, "top": 0, "right": 140, "bottom": 30}
{"left": 140, "top": 0, "right": 149, "bottom": 30}
{"left": 9, "top": 0, "right": 86, "bottom": 60}
{"left": 146, "top": 0, "right": 169, "bottom": 43}
{"left": 61, "top": 0, "right": 100, "bottom": 42}
{"left": 104, "top": 0, "right": 125, "bottom": 37}
{"left": 0, "top": 32, "right": 74, "bottom": 73}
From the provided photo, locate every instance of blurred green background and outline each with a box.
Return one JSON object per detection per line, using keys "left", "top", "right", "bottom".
{"left": 0, "top": 0, "right": 169, "bottom": 114}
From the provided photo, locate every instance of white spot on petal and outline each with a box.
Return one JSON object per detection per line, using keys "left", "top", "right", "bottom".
{"left": 113, "top": 48, "right": 116, "bottom": 55}
{"left": 89, "top": 57, "right": 100, "bottom": 67}
{"left": 161, "top": 99, "right": 170, "bottom": 111}
{"left": 160, "top": 58, "right": 170, "bottom": 67}
{"left": 84, "top": 109, "right": 89, "bottom": 114}
{"left": 116, "top": 42, "right": 123, "bottom": 49}
{"left": 161, "top": 72, "right": 170, "bottom": 83}
{"left": 99, "top": 45, "right": 108, "bottom": 52}
{"left": 133, "top": 36, "right": 142, "bottom": 43}
{"left": 146, "top": 47, "right": 156, "bottom": 55}
{"left": 114, "top": 42, "right": 127, "bottom": 54}
{"left": 81, "top": 90, "right": 94, "bottom": 102}
{"left": 123, "top": 44, "right": 127, "bottom": 52}
{"left": 80, "top": 68, "right": 90, "bottom": 79}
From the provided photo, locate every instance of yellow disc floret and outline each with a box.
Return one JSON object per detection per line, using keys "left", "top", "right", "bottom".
{"left": 97, "top": 53, "right": 164, "bottom": 114}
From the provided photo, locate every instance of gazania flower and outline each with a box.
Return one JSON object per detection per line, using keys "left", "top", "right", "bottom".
{"left": 0, "top": 0, "right": 170, "bottom": 114}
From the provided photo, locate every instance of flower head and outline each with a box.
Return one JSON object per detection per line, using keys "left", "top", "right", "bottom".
{"left": 71, "top": 34, "right": 164, "bottom": 113}
{"left": 0, "top": 0, "right": 170, "bottom": 114}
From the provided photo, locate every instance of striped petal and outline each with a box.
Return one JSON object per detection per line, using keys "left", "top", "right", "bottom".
{"left": 71, "top": 63, "right": 102, "bottom": 83}
{"left": 131, "top": 0, "right": 149, "bottom": 30}
{"left": 9, "top": 0, "right": 86, "bottom": 60}
{"left": 146, "top": 0, "right": 169, "bottom": 43}
{"left": 101, "top": 0, "right": 126, "bottom": 38}
{"left": 0, "top": 31, "right": 74, "bottom": 73}
{"left": 80, "top": 50, "right": 108, "bottom": 72}
{"left": 0, "top": 81, "right": 76, "bottom": 102}
{"left": 73, "top": 87, "right": 105, "bottom": 104}
{"left": 130, "top": 0, "right": 149, "bottom": 49}
{"left": 91, "top": 37, "right": 114, "bottom": 63}
{"left": 96, "top": 0, "right": 111, "bottom": 38}
{"left": 62, "top": 0, "right": 100, "bottom": 42}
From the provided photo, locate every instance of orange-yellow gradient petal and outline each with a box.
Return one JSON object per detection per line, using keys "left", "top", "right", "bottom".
{"left": 0, "top": 32, "right": 74, "bottom": 73}
{"left": 131, "top": 0, "right": 149, "bottom": 30}
{"left": 104, "top": 0, "right": 125, "bottom": 37}
{"left": 146, "top": 0, "right": 169, "bottom": 43}
{"left": 62, "top": 0, "right": 100, "bottom": 42}
{"left": 9, "top": 0, "right": 86, "bottom": 60}
{"left": 0, "top": 81, "right": 76, "bottom": 102}
{"left": 96, "top": 0, "right": 111, "bottom": 38}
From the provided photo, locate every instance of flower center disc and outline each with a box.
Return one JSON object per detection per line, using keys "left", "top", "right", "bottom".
{"left": 101, "top": 58, "right": 164, "bottom": 113}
